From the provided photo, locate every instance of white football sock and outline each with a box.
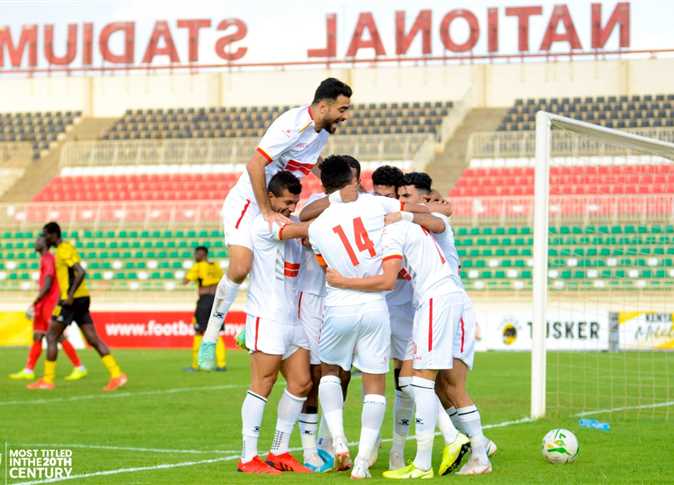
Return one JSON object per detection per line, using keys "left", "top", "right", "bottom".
{"left": 446, "top": 406, "right": 467, "bottom": 434}
{"left": 203, "top": 276, "right": 240, "bottom": 343}
{"left": 436, "top": 396, "right": 458, "bottom": 444}
{"left": 271, "top": 389, "right": 306, "bottom": 455}
{"left": 317, "top": 413, "right": 332, "bottom": 450}
{"left": 411, "top": 376, "right": 438, "bottom": 471}
{"left": 319, "top": 375, "right": 346, "bottom": 442}
{"left": 392, "top": 376, "right": 414, "bottom": 455}
{"left": 299, "top": 412, "right": 319, "bottom": 461}
{"left": 241, "top": 390, "right": 267, "bottom": 463}
{"left": 457, "top": 405, "right": 488, "bottom": 463}
{"left": 356, "top": 394, "right": 386, "bottom": 463}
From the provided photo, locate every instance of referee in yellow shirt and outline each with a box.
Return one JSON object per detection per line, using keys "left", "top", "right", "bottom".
{"left": 183, "top": 246, "right": 227, "bottom": 371}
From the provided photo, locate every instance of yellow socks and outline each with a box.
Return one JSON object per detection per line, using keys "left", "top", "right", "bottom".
{"left": 44, "top": 360, "right": 56, "bottom": 384}
{"left": 192, "top": 335, "right": 203, "bottom": 369}
{"left": 101, "top": 355, "right": 122, "bottom": 378}
{"left": 216, "top": 337, "right": 227, "bottom": 369}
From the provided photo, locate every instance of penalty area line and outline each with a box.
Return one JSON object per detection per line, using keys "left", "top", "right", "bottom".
{"left": 575, "top": 399, "right": 674, "bottom": 417}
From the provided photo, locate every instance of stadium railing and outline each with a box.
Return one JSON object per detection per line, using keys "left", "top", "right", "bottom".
{"left": 60, "top": 134, "right": 433, "bottom": 167}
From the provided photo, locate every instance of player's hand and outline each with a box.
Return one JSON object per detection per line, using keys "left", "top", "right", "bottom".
{"left": 339, "top": 183, "right": 358, "bottom": 203}
{"left": 325, "top": 268, "right": 346, "bottom": 288}
{"left": 263, "top": 210, "right": 291, "bottom": 230}
{"left": 64, "top": 295, "right": 74, "bottom": 306}
{"left": 25, "top": 305, "right": 34, "bottom": 320}
{"left": 385, "top": 212, "right": 402, "bottom": 225}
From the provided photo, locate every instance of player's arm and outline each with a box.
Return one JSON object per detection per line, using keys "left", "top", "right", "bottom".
{"left": 33, "top": 275, "right": 53, "bottom": 306}
{"left": 64, "top": 262, "right": 86, "bottom": 305}
{"left": 426, "top": 200, "right": 452, "bottom": 217}
{"left": 326, "top": 256, "right": 402, "bottom": 292}
{"left": 299, "top": 184, "right": 359, "bottom": 221}
{"left": 247, "top": 150, "right": 290, "bottom": 226}
{"left": 385, "top": 212, "right": 445, "bottom": 233}
{"left": 311, "top": 156, "right": 323, "bottom": 177}
{"left": 182, "top": 265, "right": 198, "bottom": 285}
{"left": 278, "top": 222, "right": 310, "bottom": 240}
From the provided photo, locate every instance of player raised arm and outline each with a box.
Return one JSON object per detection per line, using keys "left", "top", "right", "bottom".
{"left": 326, "top": 255, "right": 402, "bottom": 292}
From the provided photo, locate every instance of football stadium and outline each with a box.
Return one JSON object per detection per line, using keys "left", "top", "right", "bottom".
{"left": 1, "top": 0, "right": 673, "bottom": 483}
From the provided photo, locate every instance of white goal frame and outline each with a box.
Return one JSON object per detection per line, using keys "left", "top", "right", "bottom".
{"left": 531, "top": 111, "right": 674, "bottom": 419}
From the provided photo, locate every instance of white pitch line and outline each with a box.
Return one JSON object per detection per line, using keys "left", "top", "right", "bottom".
{"left": 15, "top": 443, "right": 235, "bottom": 455}
{"left": 0, "top": 384, "right": 245, "bottom": 407}
{"left": 575, "top": 400, "right": 674, "bottom": 417}
{"left": 13, "top": 455, "right": 238, "bottom": 485}
{"left": 11, "top": 416, "right": 535, "bottom": 485}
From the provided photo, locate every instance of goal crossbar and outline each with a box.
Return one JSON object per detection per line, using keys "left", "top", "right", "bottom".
{"left": 530, "top": 111, "right": 674, "bottom": 419}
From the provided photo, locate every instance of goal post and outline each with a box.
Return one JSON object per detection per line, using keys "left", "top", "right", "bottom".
{"left": 531, "top": 111, "right": 674, "bottom": 419}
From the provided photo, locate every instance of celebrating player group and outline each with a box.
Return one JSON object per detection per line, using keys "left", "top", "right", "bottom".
{"left": 199, "top": 78, "right": 496, "bottom": 479}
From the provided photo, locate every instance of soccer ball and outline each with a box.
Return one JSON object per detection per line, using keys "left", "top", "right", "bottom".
{"left": 542, "top": 428, "right": 579, "bottom": 464}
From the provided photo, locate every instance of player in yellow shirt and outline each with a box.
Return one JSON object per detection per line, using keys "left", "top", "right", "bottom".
{"left": 183, "top": 246, "right": 227, "bottom": 371}
{"left": 28, "top": 222, "right": 127, "bottom": 391}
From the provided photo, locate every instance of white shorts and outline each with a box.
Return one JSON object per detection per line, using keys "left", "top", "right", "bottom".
{"left": 388, "top": 302, "right": 414, "bottom": 361}
{"left": 320, "top": 300, "right": 390, "bottom": 374}
{"left": 245, "top": 314, "right": 309, "bottom": 360}
{"left": 222, "top": 192, "right": 260, "bottom": 250}
{"left": 409, "top": 292, "right": 464, "bottom": 370}
{"left": 298, "top": 291, "right": 324, "bottom": 366}
{"left": 454, "top": 291, "right": 476, "bottom": 369}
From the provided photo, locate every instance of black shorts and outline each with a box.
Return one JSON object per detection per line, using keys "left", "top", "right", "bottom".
{"left": 54, "top": 297, "right": 94, "bottom": 327}
{"left": 194, "top": 294, "right": 216, "bottom": 333}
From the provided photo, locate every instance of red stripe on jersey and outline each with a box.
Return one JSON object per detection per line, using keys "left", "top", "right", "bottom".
{"left": 460, "top": 317, "right": 465, "bottom": 353}
{"left": 307, "top": 106, "right": 315, "bottom": 121}
{"left": 235, "top": 199, "right": 251, "bottom": 229}
{"left": 286, "top": 160, "right": 315, "bottom": 175}
{"left": 428, "top": 298, "right": 433, "bottom": 352}
{"left": 254, "top": 317, "right": 260, "bottom": 351}
{"left": 256, "top": 147, "right": 272, "bottom": 164}
{"left": 278, "top": 223, "right": 288, "bottom": 240}
{"left": 284, "top": 262, "right": 300, "bottom": 269}
{"left": 297, "top": 291, "right": 303, "bottom": 320}
{"left": 284, "top": 269, "right": 299, "bottom": 278}
{"left": 382, "top": 254, "right": 403, "bottom": 263}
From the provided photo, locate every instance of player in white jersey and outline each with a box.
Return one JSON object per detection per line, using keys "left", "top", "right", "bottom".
{"left": 397, "top": 178, "right": 494, "bottom": 475}
{"left": 308, "top": 156, "right": 438, "bottom": 479}
{"left": 198, "top": 78, "right": 352, "bottom": 369}
{"left": 236, "top": 171, "right": 315, "bottom": 475}
{"left": 326, "top": 210, "right": 471, "bottom": 479}
{"left": 296, "top": 157, "right": 362, "bottom": 472}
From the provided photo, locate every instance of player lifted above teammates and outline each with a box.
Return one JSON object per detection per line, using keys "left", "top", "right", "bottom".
{"left": 199, "top": 78, "right": 352, "bottom": 368}
{"left": 182, "top": 246, "right": 226, "bottom": 371}
{"left": 28, "top": 222, "right": 127, "bottom": 391}
{"left": 10, "top": 236, "right": 86, "bottom": 382}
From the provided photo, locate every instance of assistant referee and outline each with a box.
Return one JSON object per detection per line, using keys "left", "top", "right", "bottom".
{"left": 183, "top": 246, "right": 227, "bottom": 371}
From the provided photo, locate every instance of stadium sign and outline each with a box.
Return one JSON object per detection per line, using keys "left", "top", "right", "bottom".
{"left": 0, "top": 2, "right": 630, "bottom": 71}
{"left": 610, "top": 311, "right": 674, "bottom": 350}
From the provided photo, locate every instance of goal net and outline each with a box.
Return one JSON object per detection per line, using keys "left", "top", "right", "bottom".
{"left": 532, "top": 112, "right": 674, "bottom": 422}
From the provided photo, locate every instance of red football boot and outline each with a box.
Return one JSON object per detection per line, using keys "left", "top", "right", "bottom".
{"left": 266, "top": 452, "right": 312, "bottom": 473}
{"left": 237, "top": 456, "right": 281, "bottom": 474}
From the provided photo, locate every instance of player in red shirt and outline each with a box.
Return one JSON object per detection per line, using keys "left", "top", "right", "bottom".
{"left": 9, "top": 236, "right": 87, "bottom": 382}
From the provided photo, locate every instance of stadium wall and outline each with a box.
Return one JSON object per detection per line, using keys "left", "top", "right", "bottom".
{"left": 1, "top": 58, "right": 673, "bottom": 116}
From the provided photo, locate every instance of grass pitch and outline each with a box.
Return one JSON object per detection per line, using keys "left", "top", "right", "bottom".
{"left": 1, "top": 348, "right": 673, "bottom": 484}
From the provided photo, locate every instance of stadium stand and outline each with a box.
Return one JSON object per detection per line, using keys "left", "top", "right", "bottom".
{"left": 1, "top": 223, "right": 672, "bottom": 292}
{"left": 0, "top": 111, "right": 81, "bottom": 159}
{"left": 101, "top": 101, "right": 452, "bottom": 140}
{"left": 498, "top": 94, "right": 674, "bottom": 131}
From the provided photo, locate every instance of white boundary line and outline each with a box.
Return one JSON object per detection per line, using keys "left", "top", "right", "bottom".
{"left": 0, "top": 384, "right": 244, "bottom": 407}
{"left": 575, "top": 400, "right": 674, "bottom": 417}
{"left": 11, "top": 416, "right": 535, "bottom": 485}
{"left": 15, "top": 443, "right": 235, "bottom": 455}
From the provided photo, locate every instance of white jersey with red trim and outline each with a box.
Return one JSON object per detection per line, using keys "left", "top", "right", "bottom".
{"left": 298, "top": 192, "right": 327, "bottom": 297}
{"left": 308, "top": 193, "right": 402, "bottom": 307}
{"left": 382, "top": 220, "right": 462, "bottom": 305}
{"left": 430, "top": 212, "right": 463, "bottom": 287}
{"left": 229, "top": 105, "right": 328, "bottom": 201}
{"left": 245, "top": 214, "right": 303, "bottom": 323}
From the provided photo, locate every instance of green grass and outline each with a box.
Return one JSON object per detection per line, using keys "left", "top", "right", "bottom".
{"left": 1, "top": 349, "right": 673, "bottom": 484}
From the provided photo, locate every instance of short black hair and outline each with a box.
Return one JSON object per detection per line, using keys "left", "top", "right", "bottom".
{"left": 268, "top": 170, "right": 302, "bottom": 197}
{"left": 312, "top": 78, "right": 352, "bottom": 104}
{"left": 43, "top": 221, "right": 61, "bottom": 238}
{"left": 194, "top": 246, "right": 208, "bottom": 255}
{"left": 404, "top": 172, "right": 433, "bottom": 193}
{"left": 320, "top": 155, "right": 353, "bottom": 193}
{"left": 372, "top": 165, "right": 405, "bottom": 188}
{"left": 343, "top": 155, "right": 361, "bottom": 180}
